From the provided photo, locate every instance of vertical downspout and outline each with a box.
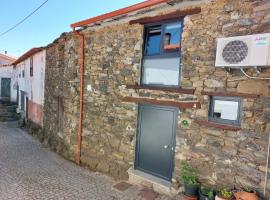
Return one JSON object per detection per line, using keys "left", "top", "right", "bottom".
{"left": 73, "top": 28, "right": 85, "bottom": 165}
{"left": 264, "top": 130, "right": 270, "bottom": 197}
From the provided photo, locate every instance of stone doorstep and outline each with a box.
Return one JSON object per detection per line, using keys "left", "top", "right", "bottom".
{"left": 127, "top": 167, "right": 178, "bottom": 197}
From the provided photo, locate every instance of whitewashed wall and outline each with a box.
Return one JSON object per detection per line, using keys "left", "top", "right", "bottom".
{"left": 0, "top": 65, "right": 18, "bottom": 102}
{"left": 17, "top": 50, "right": 46, "bottom": 110}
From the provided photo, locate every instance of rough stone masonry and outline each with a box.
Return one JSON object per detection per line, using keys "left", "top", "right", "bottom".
{"left": 40, "top": 0, "right": 270, "bottom": 199}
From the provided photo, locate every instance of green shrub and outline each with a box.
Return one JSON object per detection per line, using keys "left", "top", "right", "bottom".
{"left": 219, "top": 188, "right": 233, "bottom": 199}
{"left": 180, "top": 161, "right": 198, "bottom": 185}
{"left": 242, "top": 186, "right": 253, "bottom": 193}
{"left": 201, "top": 187, "right": 214, "bottom": 198}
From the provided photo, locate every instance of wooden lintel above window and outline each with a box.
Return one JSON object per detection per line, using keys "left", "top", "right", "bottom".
{"left": 195, "top": 120, "right": 241, "bottom": 131}
{"left": 129, "top": 7, "right": 201, "bottom": 25}
{"left": 126, "top": 85, "right": 195, "bottom": 94}
{"left": 123, "top": 96, "right": 201, "bottom": 109}
{"left": 201, "top": 91, "right": 259, "bottom": 98}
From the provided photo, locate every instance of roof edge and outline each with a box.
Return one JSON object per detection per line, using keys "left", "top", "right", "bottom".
{"left": 0, "top": 53, "right": 16, "bottom": 62}
{"left": 12, "top": 47, "right": 44, "bottom": 66}
{"left": 70, "top": 0, "right": 169, "bottom": 29}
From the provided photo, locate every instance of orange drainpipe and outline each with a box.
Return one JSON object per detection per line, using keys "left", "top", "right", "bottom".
{"left": 70, "top": 0, "right": 169, "bottom": 165}
{"left": 73, "top": 28, "right": 85, "bottom": 165}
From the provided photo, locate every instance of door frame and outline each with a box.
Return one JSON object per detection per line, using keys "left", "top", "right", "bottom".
{"left": 1, "top": 77, "right": 11, "bottom": 98}
{"left": 134, "top": 104, "right": 178, "bottom": 181}
{"left": 25, "top": 96, "right": 29, "bottom": 119}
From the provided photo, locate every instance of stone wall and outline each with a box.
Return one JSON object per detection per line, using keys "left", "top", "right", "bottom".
{"left": 43, "top": 0, "right": 270, "bottom": 199}
{"left": 177, "top": 0, "right": 270, "bottom": 198}
{"left": 43, "top": 33, "right": 80, "bottom": 160}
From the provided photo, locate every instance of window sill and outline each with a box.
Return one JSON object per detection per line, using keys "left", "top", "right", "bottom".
{"left": 126, "top": 85, "right": 195, "bottom": 94}
{"left": 123, "top": 96, "right": 201, "bottom": 109}
{"left": 194, "top": 120, "right": 241, "bottom": 131}
{"left": 164, "top": 44, "right": 180, "bottom": 51}
{"left": 201, "top": 91, "right": 259, "bottom": 98}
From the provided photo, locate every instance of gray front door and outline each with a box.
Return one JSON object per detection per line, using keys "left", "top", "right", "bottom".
{"left": 1, "top": 78, "right": 11, "bottom": 98}
{"left": 135, "top": 104, "right": 178, "bottom": 181}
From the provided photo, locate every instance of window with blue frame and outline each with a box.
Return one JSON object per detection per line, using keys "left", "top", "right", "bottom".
{"left": 141, "top": 20, "right": 184, "bottom": 86}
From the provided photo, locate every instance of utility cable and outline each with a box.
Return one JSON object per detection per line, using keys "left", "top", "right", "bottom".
{"left": 240, "top": 68, "right": 270, "bottom": 80}
{"left": 0, "top": 0, "right": 49, "bottom": 37}
{"left": 264, "top": 130, "right": 270, "bottom": 197}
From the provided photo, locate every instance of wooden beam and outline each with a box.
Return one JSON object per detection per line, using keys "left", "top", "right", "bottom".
{"left": 122, "top": 96, "right": 201, "bottom": 109}
{"left": 129, "top": 7, "right": 201, "bottom": 25}
{"left": 126, "top": 85, "right": 195, "bottom": 94}
{"left": 195, "top": 120, "right": 241, "bottom": 131}
{"left": 201, "top": 91, "right": 259, "bottom": 98}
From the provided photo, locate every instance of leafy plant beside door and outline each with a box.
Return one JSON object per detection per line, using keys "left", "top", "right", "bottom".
{"left": 180, "top": 161, "right": 200, "bottom": 197}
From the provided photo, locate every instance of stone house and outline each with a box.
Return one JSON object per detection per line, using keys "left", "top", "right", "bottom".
{"left": 13, "top": 48, "right": 46, "bottom": 126}
{"left": 41, "top": 0, "right": 270, "bottom": 198}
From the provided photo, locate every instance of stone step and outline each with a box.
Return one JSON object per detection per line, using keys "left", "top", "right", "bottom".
{"left": 128, "top": 168, "right": 177, "bottom": 197}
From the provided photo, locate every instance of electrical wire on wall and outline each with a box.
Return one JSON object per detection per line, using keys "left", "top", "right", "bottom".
{"left": 264, "top": 131, "right": 270, "bottom": 197}
{"left": 239, "top": 67, "right": 270, "bottom": 197}
{"left": 240, "top": 68, "right": 270, "bottom": 80}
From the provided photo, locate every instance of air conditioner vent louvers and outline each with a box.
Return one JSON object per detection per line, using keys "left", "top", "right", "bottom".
{"left": 222, "top": 40, "right": 249, "bottom": 64}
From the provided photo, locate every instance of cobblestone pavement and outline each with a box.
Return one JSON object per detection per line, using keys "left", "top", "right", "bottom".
{"left": 0, "top": 121, "right": 176, "bottom": 200}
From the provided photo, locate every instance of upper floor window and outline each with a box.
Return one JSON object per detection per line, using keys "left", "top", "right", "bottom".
{"left": 141, "top": 20, "right": 183, "bottom": 86}
{"left": 30, "top": 57, "right": 33, "bottom": 77}
{"left": 209, "top": 96, "right": 242, "bottom": 126}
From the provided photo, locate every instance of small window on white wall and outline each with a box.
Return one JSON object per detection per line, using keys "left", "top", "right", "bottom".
{"left": 209, "top": 96, "right": 242, "bottom": 126}
{"left": 30, "top": 57, "right": 33, "bottom": 77}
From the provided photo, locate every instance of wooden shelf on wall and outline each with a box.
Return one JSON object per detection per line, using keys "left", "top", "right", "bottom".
{"left": 201, "top": 91, "right": 259, "bottom": 98}
{"left": 122, "top": 96, "right": 201, "bottom": 109}
{"left": 195, "top": 120, "right": 241, "bottom": 131}
{"left": 129, "top": 7, "right": 201, "bottom": 25}
{"left": 126, "top": 85, "right": 195, "bottom": 94}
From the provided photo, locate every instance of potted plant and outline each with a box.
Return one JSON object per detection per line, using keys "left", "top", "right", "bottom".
{"left": 199, "top": 187, "right": 215, "bottom": 200}
{"left": 180, "top": 161, "right": 200, "bottom": 198}
{"left": 234, "top": 187, "right": 259, "bottom": 200}
{"left": 216, "top": 188, "right": 234, "bottom": 200}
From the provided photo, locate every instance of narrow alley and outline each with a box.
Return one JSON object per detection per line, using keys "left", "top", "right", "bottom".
{"left": 0, "top": 100, "right": 173, "bottom": 200}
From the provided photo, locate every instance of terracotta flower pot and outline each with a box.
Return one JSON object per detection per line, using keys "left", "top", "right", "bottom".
{"left": 234, "top": 191, "right": 259, "bottom": 200}
{"left": 182, "top": 194, "right": 198, "bottom": 200}
{"left": 215, "top": 195, "right": 233, "bottom": 200}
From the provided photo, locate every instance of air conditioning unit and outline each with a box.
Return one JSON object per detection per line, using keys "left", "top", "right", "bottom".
{"left": 215, "top": 33, "right": 270, "bottom": 68}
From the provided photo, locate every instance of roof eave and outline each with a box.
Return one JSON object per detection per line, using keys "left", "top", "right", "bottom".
{"left": 70, "top": 0, "right": 169, "bottom": 29}
{"left": 12, "top": 47, "right": 44, "bottom": 66}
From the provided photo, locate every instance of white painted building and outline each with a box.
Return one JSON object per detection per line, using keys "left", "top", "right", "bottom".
{"left": 0, "top": 54, "right": 17, "bottom": 102}
{"left": 0, "top": 53, "right": 16, "bottom": 65}
{"left": 14, "top": 48, "right": 46, "bottom": 126}
{"left": 0, "top": 65, "right": 18, "bottom": 102}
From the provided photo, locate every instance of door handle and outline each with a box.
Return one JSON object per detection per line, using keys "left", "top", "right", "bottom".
{"left": 164, "top": 145, "right": 169, "bottom": 149}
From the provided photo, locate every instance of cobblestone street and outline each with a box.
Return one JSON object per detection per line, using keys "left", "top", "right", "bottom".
{"left": 0, "top": 121, "right": 175, "bottom": 200}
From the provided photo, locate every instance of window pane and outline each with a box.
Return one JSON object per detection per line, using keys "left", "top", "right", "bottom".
{"left": 142, "top": 57, "right": 180, "bottom": 86}
{"left": 145, "top": 26, "right": 162, "bottom": 55}
{"left": 164, "top": 22, "right": 182, "bottom": 52}
{"left": 213, "top": 100, "right": 239, "bottom": 120}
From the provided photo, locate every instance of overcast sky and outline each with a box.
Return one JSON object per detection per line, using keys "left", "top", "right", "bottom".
{"left": 0, "top": 0, "right": 142, "bottom": 57}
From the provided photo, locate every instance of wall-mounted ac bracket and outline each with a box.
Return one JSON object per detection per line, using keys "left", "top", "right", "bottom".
{"left": 253, "top": 66, "right": 262, "bottom": 73}
{"left": 224, "top": 67, "right": 231, "bottom": 73}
